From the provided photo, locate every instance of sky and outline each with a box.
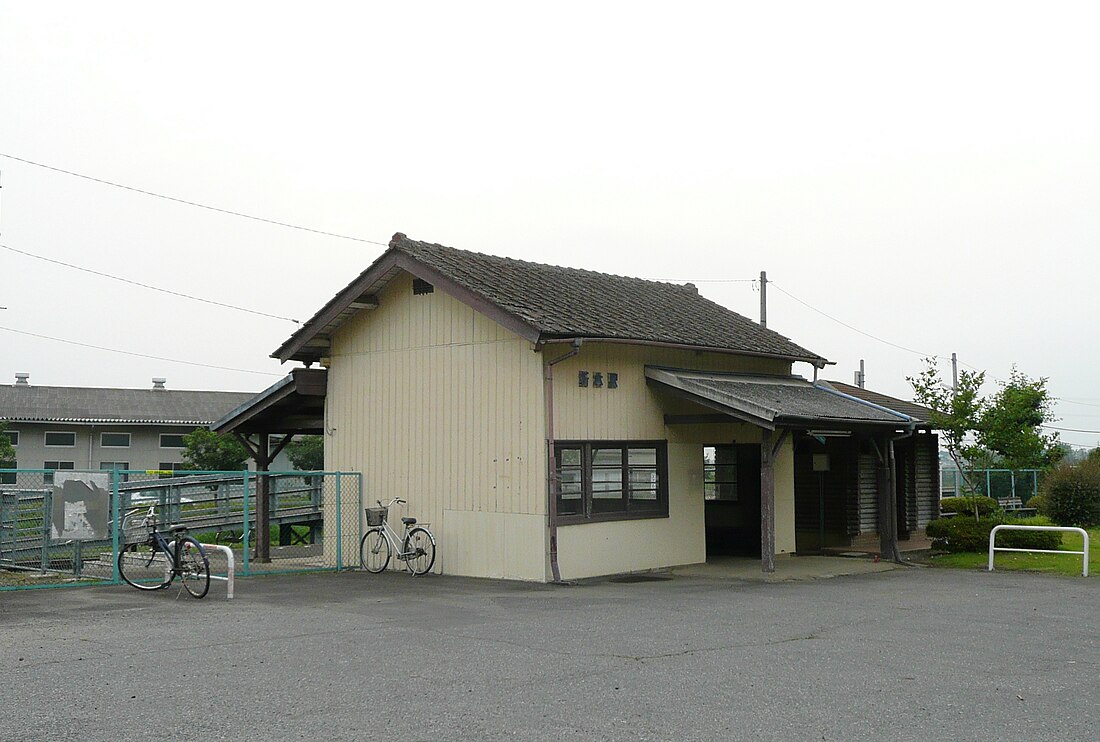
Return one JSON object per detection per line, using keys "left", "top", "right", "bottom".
{"left": 1, "top": 2, "right": 1098, "bottom": 449}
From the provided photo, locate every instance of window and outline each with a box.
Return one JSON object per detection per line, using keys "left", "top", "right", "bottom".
{"left": 160, "top": 434, "right": 187, "bottom": 448}
{"left": 100, "top": 462, "right": 130, "bottom": 482}
{"left": 158, "top": 462, "right": 187, "bottom": 479}
{"left": 101, "top": 432, "right": 131, "bottom": 448}
{"left": 43, "top": 461, "right": 75, "bottom": 485}
{"left": 554, "top": 441, "right": 668, "bottom": 522}
{"left": 45, "top": 431, "right": 76, "bottom": 447}
{"left": 2, "top": 429, "right": 18, "bottom": 447}
{"left": 703, "top": 445, "right": 738, "bottom": 501}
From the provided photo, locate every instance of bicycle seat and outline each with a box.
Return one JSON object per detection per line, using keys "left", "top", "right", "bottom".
{"left": 401, "top": 517, "right": 417, "bottom": 525}
{"left": 167, "top": 524, "right": 189, "bottom": 533}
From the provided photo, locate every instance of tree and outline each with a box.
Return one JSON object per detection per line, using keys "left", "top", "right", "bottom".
{"left": 908, "top": 359, "right": 1064, "bottom": 518}
{"left": 180, "top": 428, "right": 249, "bottom": 471}
{"left": 0, "top": 422, "right": 15, "bottom": 467}
{"left": 285, "top": 435, "right": 324, "bottom": 471}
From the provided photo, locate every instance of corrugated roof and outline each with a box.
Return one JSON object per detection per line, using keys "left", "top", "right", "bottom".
{"left": 274, "top": 233, "right": 828, "bottom": 366}
{"left": 645, "top": 367, "right": 913, "bottom": 430}
{"left": 0, "top": 385, "right": 256, "bottom": 425}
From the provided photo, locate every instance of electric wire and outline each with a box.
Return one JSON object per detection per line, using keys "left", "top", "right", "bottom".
{"left": 1, "top": 243, "right": 300, "bottom": 324}
{"left": 0, "top": 325, "right": 283, "bottom": 377}
{"left": 0, "top": 152, "right": 389, "bottom": 247}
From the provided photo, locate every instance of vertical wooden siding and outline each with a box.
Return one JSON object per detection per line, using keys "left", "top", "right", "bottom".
{"left": 326, "top": 274, "right": 547, "bottom": 579}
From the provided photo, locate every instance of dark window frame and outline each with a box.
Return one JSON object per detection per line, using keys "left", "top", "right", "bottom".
{"left": 703, "top": 444, "right": 738, "bottom": 501}
{"left": 99, "top": 461, "right": 131, "bottom": 482}
{"left": 43, "top": 460, "right": 75, "bottom": 485}
{"left": 2, "top": 429, "right": 18, "bottom": 447}
{"left": 554, "top": 440, "right": 669, "bottom": 524}
{"left": 159, "top": 433, "right": 187, "bottom": 448}
{"left": 100, "top": 432, "right": 131, "bottom": 448}
{"left": 44, "top": 431, "right": 76, "bottom": 447}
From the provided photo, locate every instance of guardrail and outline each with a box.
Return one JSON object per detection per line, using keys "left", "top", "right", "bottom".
{"left": 988, "top": 524, "right": 1090, "bottom": 577}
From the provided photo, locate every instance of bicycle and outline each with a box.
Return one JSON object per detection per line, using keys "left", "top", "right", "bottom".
{"left": 359, "top": 498, "right": 436, "bottom": 576}
{"left": 117, "top": 505, "right": 211, "bottom": 598}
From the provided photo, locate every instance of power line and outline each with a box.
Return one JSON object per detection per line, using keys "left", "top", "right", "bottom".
{"left": 1042, "top": 424, "right": 1100, "bottom": 434}
{"left": 1, "top": 242, "right": 300, "bottom": 324}
{"left": 0, "top": 152, "right": 389, "bottom": 247}
{"left": 0, "top": 324, "right": 283, "bottom": 377}
{"left": 768, "top": 282, "right": 940, "bottom": 359}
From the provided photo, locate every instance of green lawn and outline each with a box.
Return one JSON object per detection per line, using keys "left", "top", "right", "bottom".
{"left": 930, "top": 527, "right": 1099, "bottom": 577}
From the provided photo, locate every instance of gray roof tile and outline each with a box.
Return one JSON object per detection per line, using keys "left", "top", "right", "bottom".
{"left": 0, "top": 386, "right": 256, "bottom": 425}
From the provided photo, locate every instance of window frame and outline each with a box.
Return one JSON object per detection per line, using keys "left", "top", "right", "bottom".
{"left": 100, "top": 432, "right": 131, "bottom": 448}
{"left": 2, "top": 429, "right": 18, "bottom": 447}
{"left": 159, "top": 433, "right": 187, "bottom": 449}
{"left": 703, "top": 444, "right": 739, "bottom": 502}
{"left": 99, "top": 461, "right": 131, "bottom": 482}
{"left": 554, "top": 440, "right": 669, "bottom": 524}
{"left": 44, "top": 431, "right": 76, "bottom": 448}
{"left": 43, "top": 460, "right": 75, "bottom": 485}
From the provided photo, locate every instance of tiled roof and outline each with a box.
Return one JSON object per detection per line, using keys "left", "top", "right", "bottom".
{"left": 0, "top": 385, "right": 257, "bottom": 425}
{"left": 820, "top": 380, "right": 934, "bottom": 424}
{"left": 274, "top": 234, "right": 827, "bottom": 365}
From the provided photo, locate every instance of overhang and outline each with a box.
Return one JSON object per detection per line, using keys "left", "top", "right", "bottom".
{"left": 212, "top": 368, "right": 327, "bottom": 436}
{"left": 645, "top": 367, "right": 914, "bottom": 432}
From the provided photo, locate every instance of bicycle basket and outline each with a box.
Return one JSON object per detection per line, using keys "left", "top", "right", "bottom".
{"left": 121, "top": 514, "right": 152, "bottom": 544}
{"left": 365, "top": 507, "right": 387, "bottom": 527}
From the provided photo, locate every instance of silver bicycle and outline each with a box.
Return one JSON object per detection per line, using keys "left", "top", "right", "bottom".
{"left": 359, "top": 497, "right": 436, "bottom": 576}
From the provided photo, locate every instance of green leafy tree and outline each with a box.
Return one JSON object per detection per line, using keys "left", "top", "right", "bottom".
{"left": 0, "top": 422, "right": 15, "bottom": 467}
{"left": 977, "top": 367, "right": 1064, "bottom": 470}
{"left": 180, "top": 428, "right": 249, "bottom": 471}
{"left": 285, "top": 435, "right": 324, "bottom": 471}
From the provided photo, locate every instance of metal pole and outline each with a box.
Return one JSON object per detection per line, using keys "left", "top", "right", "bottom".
{"left": 952, "top": 352, "right": 958, "bottom": 391}
{"left": 335, "top": 473, "right": 343, "bottom": 570}
{"left": 111, "top": 469, "right": 120, "bottom": 583}
{"left": 242, "top": 470, "right": 250, "bottom": 576}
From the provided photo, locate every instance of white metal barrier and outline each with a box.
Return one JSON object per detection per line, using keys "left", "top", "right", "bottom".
{"left": 165, "top": 540, "right": 235, "bottom": 598}
{"left": 202, "top": 543, "right": 235, "bottom": 599}
{"left": 988, "top": 525, "right": 1090, "bottom": 577}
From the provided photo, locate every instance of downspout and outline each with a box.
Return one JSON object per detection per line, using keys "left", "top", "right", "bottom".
{"left": 884, "top": 423, "right": 917, "bottom": 563}
{"left": 544, "top": 338, "right": 582, "bottom": 583}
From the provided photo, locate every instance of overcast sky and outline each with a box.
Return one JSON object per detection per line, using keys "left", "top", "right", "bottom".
{"left": 1, "top": 2, "right": 1098, "bottom": 449}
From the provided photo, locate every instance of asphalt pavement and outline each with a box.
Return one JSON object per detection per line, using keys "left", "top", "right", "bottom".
{"left": 2, "top": 565, "right": 1098, "bottom": 741}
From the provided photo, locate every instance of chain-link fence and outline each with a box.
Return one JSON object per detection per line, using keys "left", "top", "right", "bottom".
{"left": 0, "top": 468, "right": 361, "bottom": 590}
{"left": 940, "top": 466, "right": 1043, "bottom": 505}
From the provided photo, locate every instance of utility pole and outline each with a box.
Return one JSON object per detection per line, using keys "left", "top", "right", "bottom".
{"left": 854, "top": 359, "right": 865, "bottom": 389}
{"left": 759, "top": 271, "right": 767, "bottom": 328}
{"left": 951, "top": 352, "right": 958, "bottom": 391}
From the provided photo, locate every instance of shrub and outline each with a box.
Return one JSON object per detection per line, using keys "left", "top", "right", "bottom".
{"left": 939, "top": 495, "right": 999, "bottom": 517}
{"left": 1042, "top": 460, "right": 1100, "bottom": 527}
{"left": 926, "top": 515, "right": 1061, "bottom": 553}
{"left": 1025, "top": 493, "right": 1047, "bottom": 515}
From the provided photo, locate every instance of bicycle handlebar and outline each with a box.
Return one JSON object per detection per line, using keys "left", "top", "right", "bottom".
{"left": 377, "top": 497, "right": 407, "bottom": 507}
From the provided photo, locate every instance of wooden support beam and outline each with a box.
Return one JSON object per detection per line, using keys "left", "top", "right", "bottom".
{"left": 760, "top": 429, "right": 776, "bottom": 573}
{"left": 876, "top": 437, "right": 902, "bottom": 562}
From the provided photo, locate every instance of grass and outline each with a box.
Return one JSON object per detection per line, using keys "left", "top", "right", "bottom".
{"left": 930, "top": 527, "right": 1099, "bottom": 577}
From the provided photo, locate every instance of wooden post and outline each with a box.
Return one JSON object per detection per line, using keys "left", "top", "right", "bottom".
{"left": 760, "top": 429, "right": 776, "bottom": 573}
{"left": 876, "top": 436, "right": 901, "bottom": 562}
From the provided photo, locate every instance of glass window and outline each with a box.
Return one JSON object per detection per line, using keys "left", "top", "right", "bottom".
{"left": 157, "top": 462, "right": 187, "bottom": 479}
{"left": 2, "top": 430, "right": 18, "bottom": 446}
{"left": 703, "top": 445, "right": 738, "bottom": 501}
{"left": 101, "top": 432, "right": 131, "bottom": 448}
{"left": 160, "top": 434, "right": 187, "bottom": 448}
{"left": 43, "top": 461, "right": 75, "bottom": 485}
{"left": 554, "top": 441, "right": 668, "bottom": 521}
{"left": 100, "top": 462, "right": 130, "bottom": 482}
{"left": 45, "top": 431, "right": 76, "bottom": 447}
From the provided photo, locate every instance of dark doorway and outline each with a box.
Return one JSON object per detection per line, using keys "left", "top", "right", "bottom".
{"left": 704, "top": 444, "right": 762, "bottom": 557}
{"left": 793, "top": 436, "right": 854, "bottom": 554}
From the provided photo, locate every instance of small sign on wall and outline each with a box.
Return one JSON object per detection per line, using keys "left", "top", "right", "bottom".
{"left": 812, "top": 454, "right": 830, "bottom": 472}
{"left": 578, "top": 371, "right": 619, "bottom": 389}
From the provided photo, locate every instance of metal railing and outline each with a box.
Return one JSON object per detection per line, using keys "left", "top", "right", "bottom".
{"left": 988, "top": 524, "right": 1090, "bottom": 577}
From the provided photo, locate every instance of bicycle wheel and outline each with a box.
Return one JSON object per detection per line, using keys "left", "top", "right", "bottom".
{"left": 360, "top": 528, "right": 391, "bottom": 573}
{"left": 403, "top": 527, "right": 436, "bottom": 576}
{"left": 117, "top": 542, "right": 173, "bottom": 591}
{"left": 178, "top": 537, "right": 210, "bottom": 599}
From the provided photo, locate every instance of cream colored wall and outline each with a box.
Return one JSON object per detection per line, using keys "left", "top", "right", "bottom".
{"left": 324, "top": 274, "right": 548, "bottom": 580}
{"left": 552, "top": 344, "right": 797, "bottom": 579}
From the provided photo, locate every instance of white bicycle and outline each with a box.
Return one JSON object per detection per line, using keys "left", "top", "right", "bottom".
{"left": 359, "top": 497, "right": 436, "bottom": 576}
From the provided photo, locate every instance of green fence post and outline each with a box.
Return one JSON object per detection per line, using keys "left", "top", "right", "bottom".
{"left": 40, "top": 489, "right": 52, "bottom": 573}
{"left": 335, "top": 473, "right": 343, "bottom": 570}
{"left": 112, "top": 470, "right": 121, "bottom": 583}
{"left": 242, "top": 470, "right": 251, "bottom": 576}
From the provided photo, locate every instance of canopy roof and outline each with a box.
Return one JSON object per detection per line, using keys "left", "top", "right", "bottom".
{"left": 212, "top": 368, "right": 326, "bottom": 436}
{"left": 645, "top": 367, "right": 916, "bottom": 432}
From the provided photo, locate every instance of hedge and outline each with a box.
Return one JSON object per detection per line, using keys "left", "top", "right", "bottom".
{"left": 1042, "top": 460, "right": 1100, "bottom": 527}
{"left": 939, "top": 495, "right": 1000, "bottom": 517}
{"left": 927, "top": 515, "right": 1061, "bottom": 553}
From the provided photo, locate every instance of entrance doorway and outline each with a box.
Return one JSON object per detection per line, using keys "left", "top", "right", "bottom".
{"left": 703, "top": 444, "right": 762, "bottom": 557}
